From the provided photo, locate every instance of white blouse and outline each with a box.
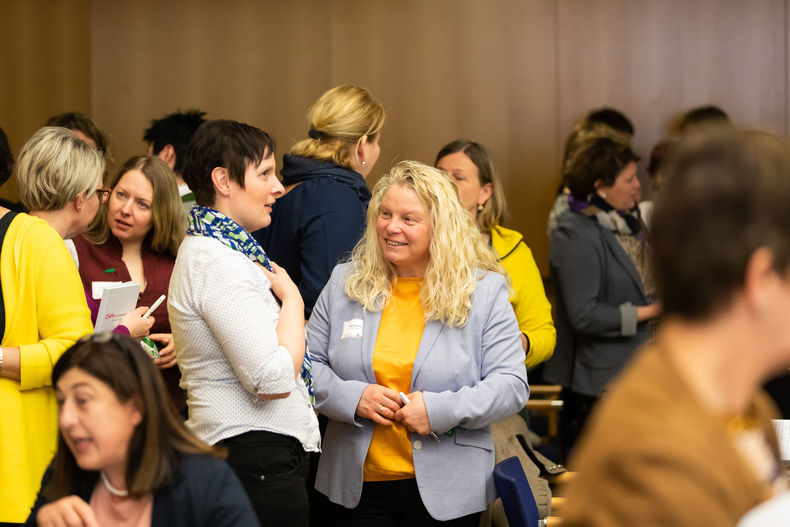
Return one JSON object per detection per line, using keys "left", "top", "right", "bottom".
{"left": 168, "top": 235, "right": 320, "bottom": 451}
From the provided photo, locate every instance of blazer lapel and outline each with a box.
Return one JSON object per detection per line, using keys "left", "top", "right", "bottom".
{"left": 600, "top": 227, "right": 645, "bottom": 296}
{"left": 410, "top": 320, "right": 444, "bottom": 385}
{"left": 361, "top": 308, "right": 382, "bottom": 384}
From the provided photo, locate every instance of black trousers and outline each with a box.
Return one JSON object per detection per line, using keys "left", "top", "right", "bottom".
{"left": 308, "top": 414, "right": 337, "bottom": 526}
{"left": 336, "top": 479, "right": 482, "bottom": 527}
{"left": 221, "top": 430, "right": 310, "bottom": 527}
{"left": 559, "top": 388, "right": 599, "bottom": 459}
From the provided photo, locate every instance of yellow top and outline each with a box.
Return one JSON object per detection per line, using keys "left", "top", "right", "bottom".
{"left": 491, "top": 225, "right": 556, "bottom": 368}
{"left": 363, "top": 277, "right": 425, "bottom": 481}
{"left": 0, "top": 213, "right": 93, "bottom": 522}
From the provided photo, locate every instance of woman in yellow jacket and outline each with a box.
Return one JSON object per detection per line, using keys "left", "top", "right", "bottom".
{"left": 0, "top": 127, "right": 99, "bottom": 523}
{"left": 436, "top": 140, "right": 555, "bottom": 368}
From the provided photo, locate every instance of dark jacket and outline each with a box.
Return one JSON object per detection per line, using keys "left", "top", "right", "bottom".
{"left": 543, "top": 210, "right": 650, "bottom": 397}
{"left": 253, "top": 154, "right": 371, "bottom": 317}
{"left": 26, "top": 454, "right": 260, "bottom": 527}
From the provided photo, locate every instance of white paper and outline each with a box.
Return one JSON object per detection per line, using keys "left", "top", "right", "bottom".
{"left": 771, "top": 420, "right": 790, "bottom": 462}
{"left": 94, "top": 281, "right": 141, "bottom": 333}
{"left": 91, "top": 280, "right": 123, "bottom": 300}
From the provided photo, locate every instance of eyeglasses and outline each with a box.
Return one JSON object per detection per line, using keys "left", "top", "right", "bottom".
{"left": 95, "top": 187, "right": 111, "bottom": 204}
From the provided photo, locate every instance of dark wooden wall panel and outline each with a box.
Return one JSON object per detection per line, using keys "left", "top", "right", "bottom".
{"left": 0, "top": 0, "right": 92, "bottom": 201}
{"left": 90, "top": 0, "right": 333, "bottom": 171}
{"left": 2, "top": 0, "right": 788, "bottom": 273}
{"left": 556, "top": 0, "right": 787, "bottom": 198}
{"left": 329, "top": 0, "right": 559, "bottom": 267}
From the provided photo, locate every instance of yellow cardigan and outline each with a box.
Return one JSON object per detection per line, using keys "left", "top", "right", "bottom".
{"left": 0, "top": 214, "right": 93, "bottom": 522}
{"left": 491, "top": 225, "right": 556, "bottom": 368}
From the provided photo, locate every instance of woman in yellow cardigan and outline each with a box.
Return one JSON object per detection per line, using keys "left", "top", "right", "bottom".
{"left": 436, "top": 140, "right": 555, "bottom": 368}
{"left": 0, "top": 127, "right": 98, "bottom": 524}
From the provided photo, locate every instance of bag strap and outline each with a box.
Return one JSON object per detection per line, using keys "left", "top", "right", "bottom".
{"left": 0, "top": 211, "right": 20, "bottom": 341}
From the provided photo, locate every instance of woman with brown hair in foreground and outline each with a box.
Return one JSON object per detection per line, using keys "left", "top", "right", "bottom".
{"left": 27, "top": 334, "right": 259, "bottom": 527}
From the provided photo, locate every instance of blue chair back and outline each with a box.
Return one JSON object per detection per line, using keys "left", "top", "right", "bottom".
{"left": 493, "top": 456, "right": 541, "bottom": 527}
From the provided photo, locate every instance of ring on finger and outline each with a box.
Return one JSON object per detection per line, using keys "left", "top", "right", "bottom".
{"left": 378, "top": 405, "right": 386, "bottom": 414}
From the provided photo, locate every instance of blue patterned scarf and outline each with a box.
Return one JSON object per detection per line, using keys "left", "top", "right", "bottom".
{"left": 187, "top": 206, "right": 314, "bottom": 406}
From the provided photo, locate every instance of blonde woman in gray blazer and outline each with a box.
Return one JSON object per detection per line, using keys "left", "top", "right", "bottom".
{"left": 307, "top": 161, "right": 529, "bottom": 525}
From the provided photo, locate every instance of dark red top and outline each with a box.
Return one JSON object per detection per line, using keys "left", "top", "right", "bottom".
{"left": 72, "top": 234, "right": 185, "bottom": 410}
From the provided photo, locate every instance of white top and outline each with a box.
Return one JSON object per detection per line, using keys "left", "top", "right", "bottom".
{"left": 64, "top": 238, "right": 79, "bottom": 266}
{"left": 738, "top": 491, "right": 790, "bottom": 526}
{"left": 168, "top": 235, "right": 320, "bottom": 451}
{"left": 177, "top": 183, "right": 192, "bottom": 198}
{"left": 638, "top": 200, "right": 654, "bottom": 229}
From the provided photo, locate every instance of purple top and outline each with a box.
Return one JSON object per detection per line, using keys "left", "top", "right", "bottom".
{"left": 83, "top": 285, "right": 130, "bottom": 336}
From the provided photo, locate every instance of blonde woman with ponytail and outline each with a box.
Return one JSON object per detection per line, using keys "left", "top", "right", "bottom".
{"left": 307, "top": 161, "right": 529, "bottom": 525}
{"left": 253, "top": 85, "right": 385, "bottom": 317}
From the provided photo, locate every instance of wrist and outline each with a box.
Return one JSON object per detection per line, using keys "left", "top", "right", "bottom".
{"left": 282, "top": 290, "right": 304, "bottom": 307}
{"left": 0, "top": 346, "right": 4, "bottom": 376}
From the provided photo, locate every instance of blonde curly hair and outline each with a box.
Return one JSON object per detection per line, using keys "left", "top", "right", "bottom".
{"left": 344, "top": 160, "right": 507, "bottom": 327}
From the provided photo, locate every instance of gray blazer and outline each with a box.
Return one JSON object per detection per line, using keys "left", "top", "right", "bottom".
{"left": 543, "top": 210, "right": 650, "bottom": 397}
{"left": 307, "top": 263, "right": 529, "bottom": 521}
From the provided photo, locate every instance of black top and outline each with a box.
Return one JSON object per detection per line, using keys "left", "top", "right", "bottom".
{"left": 0, "top": 210, "right": 19, "bottom": 340}
{"left": 25, "top": 454, "right": 260, "bottom": 527}
{"left": 253, "top": 154, "right": 370, "bottom": 317}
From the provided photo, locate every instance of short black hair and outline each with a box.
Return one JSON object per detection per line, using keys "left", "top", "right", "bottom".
{"left": 678, "top": 105, "right": 731, "bottom": 134}
{"left": 181, "top": 120, "right": 275, "bottom": 207}
{"left": 0, "top": 125, "right": 13, "bottom": 187}
{"left": 652, "top": 132, "right": 790, "bottom": 320}
{"left": 586, "top": 107, "right": 634, "bottom": 136}
{"left": 143, "top": 110, "right": 207, "bottom": 173}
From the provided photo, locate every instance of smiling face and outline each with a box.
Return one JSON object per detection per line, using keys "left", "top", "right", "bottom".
{"left": 56, "top": 367, "right": 142, "bottom": 478}
{"left": 436, "top": 150, "right": 492, "bottom": 217}
{"left": 108, "top": 169, "right": 154, "bottom": 245}
{"left": 376, "top": 184, "right": 432, "bottom": 277}
{"left": 226, "top": 154, "right": 283, "bottom": 232}
{"left": 597, "top": 161, "right": 641, "bottom": 212}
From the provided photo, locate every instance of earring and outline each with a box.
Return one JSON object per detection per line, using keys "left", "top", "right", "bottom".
{"left": 361, "top": 161, "right": 366, "bottom": 167}
{"left": 477, "top": 203, "right": 484, "bottom": 212}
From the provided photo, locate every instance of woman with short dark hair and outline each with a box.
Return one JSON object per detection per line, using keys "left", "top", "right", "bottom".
{"left": 544, "top": 136, "right": 660, "bottom": 449}
{"left": 170, "top": 120, "right": 319, "bottom": 527}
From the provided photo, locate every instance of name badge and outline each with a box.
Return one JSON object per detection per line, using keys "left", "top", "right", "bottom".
{"left": 341, "top": 318, "right": 363, "bottom": 339}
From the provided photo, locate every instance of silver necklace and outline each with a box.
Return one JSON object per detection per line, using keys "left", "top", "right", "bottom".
{"left": 100, "top": 471, "right": 129, "bottom": 497}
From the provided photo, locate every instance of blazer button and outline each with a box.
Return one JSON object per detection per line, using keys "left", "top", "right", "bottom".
{"left": 413, "top": 440, "right": 423, "bottom": 450}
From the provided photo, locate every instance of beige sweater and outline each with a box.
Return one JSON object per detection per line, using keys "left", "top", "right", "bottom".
{"left": 562, "top": 345, "right": 781, "bottom": 527}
